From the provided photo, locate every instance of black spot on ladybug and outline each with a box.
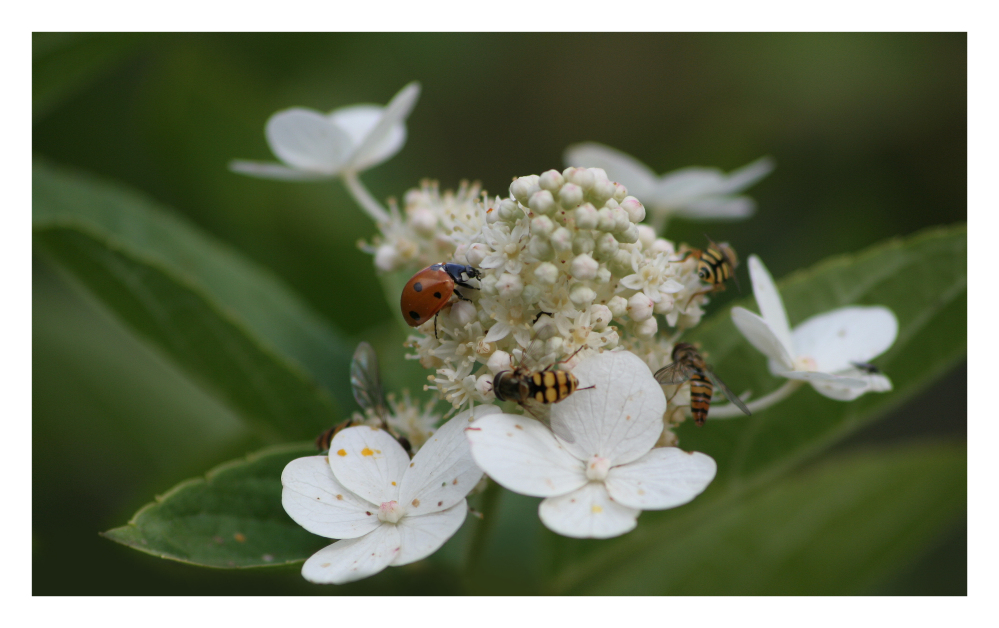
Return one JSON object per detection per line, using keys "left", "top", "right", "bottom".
{"left": 413, "top": 282, "right": 423, "bottom": 292}
{"left": 409, "top": 311, "right": 421, "bottom": 320}
{"left": 434, "top": 292, "right": 442, "bottom": 299}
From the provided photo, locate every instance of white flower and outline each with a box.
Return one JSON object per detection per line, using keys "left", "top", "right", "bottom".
{"left": 230, "top": 82, "right": 420, "bottom": 181}
{"left": 731, "top": 255, "right": 897, "bottom": 401}
{"left": 281, "top": 405, "right": 498, "bottom": 584}
{"left": 564, "top": 142, "right": 773, "bottom": 230}
{"left": 465, "top": 351, "right": 716, "bottom": 539}
{"left": 619, "top": 252, "right": 684, "bottom": 303}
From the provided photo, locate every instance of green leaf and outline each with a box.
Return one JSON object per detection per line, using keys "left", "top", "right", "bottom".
{"left": 541, "top": 225, "right": 966, "bottom": 594}
{"left": 553, "top": 442, "right": 966, "bottom": 594}
{"left": 33, "top": 160, "right": 354, "bottom": 439}
{"left": 103, "top": 443, "right": 327, "bottom": 568}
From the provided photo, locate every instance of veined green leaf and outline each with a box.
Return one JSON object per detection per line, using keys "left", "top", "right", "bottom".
{"left": 103, "top": 443, "right": 326, "bottom": 568}
{"left": 33, "top": 160, "right": 354, "bottom": 438}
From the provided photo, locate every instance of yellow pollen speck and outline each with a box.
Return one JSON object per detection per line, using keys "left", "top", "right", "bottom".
{"left": 412, "top": 499, "right": 420, "bottom": 507}
{"left": 321, "top": 563, "right": 331, "bottom": 568}
{"left": 336, "top": 494, "right": 343, "bottom": 500}
{"left": 337, "top": 449, "right": 347, "bottom": 457}
{"left": 361, "top": 447, "right": 374, "bottom": 456}
{"left": 591, "top": 505, "right": 603, "bottom": 513}
{"left": 391, "top": 481, "right": 396, "bottom": 486}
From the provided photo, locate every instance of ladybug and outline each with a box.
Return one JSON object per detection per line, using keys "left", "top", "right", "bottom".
{"left": 400, "top": 263, "right": 483, "bottom": 337}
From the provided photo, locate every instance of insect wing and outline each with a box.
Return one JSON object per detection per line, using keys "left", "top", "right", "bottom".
{"left": 654, "top": 361, "right": 698, "bottom": 385}
{"left": 704, "top": 369, "right": 751, "bottom": 416}
{"left": 350, "top": 342, "right": 387, "bottom": 418}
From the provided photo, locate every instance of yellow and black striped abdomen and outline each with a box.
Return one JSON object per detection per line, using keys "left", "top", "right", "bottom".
{"left": 530, "top": 369, "right": 578, "bottom": 404}
{"left": 697, "top": 245, "right": 732, "bottom": 286}
{"left": 688, "top": 370, "right": 714, "bottom": 426}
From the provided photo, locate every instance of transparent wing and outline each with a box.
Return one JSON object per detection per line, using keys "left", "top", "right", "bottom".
{"left": 654, "top": 361, "right": 698, "bottom": 385}
{"left": 704, "top": 369, "right": 751, "bottom": 416}
{"left": 521, "top": 398, "right": 576, "bottom": 444}
{"left": 350, "top": 342, "right": 387, "bottom": 418}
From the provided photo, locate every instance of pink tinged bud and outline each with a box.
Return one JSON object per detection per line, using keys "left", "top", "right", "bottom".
{"left": 496, "top": 273, "right": 524, "bottom": 298}
{"left": 627, "top": 293, "right": 654, "bottom": 322}
{"left": 465, "top": 242, "right": 488, "bottom": 266}
{"left": 621, "top": 196, "right": 646, "bottom": 223}
{"left": 607, "top": 295, "right": 628, "bottom": 318}
{"left": 534, "top": 262, "right": 559, "bottom": 285}
{"left": 539, "top": 169, "right": 565, "bottom": 193}
{"left": 574, "top": 203, "right": 599, "bottom": 230}
{"left": 585, "top": 456, "right": 611, "bottom": 481}
{"left": 558, "top": 183, "right": 584, "bottom": 209}
{"left": 378, "top": 501, "right": 405, "bottom": 524}
{"left": 571, "top": 254, "right": 599, "bottom": 280}
{"left": 510, "top": 176, "right": 541, "bottom": 205}
{"left": 487, "top": 350, "right": 513, "bottom": 374}
{"left": 529, "top": 190, "right": 557, "bottom": 215}
{"left": 476, "top": 374, "right": 495, "bottom": 400}
{"left": 550, "top": 227, "right": 573, "bottom": 252}
{"left": 634, "top": 316, "right": 658, "bottom": 338}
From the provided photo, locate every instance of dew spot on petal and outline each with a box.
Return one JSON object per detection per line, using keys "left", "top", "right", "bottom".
{"left": 438, "top": 501, "right": 443, "bottom": 506}
{"left": 452, "top": 479, "right": 459, "bottom": 485}
{"left": 336, "top": 494, "right": 343, "bottom": 500}
{"left": 321, "top": 563, "right": 330, "bottom": 568}
{"left": 412, "top": 499, "right": 420, "bottom": 507}
{"left": 365, "top": 511, "right": 372, "bottom": 516}
{"left": 591, "top": 505, "right": 603, "bottom": 513}
{"left": 515, "top": 424, "right": 523, "bottom": 430}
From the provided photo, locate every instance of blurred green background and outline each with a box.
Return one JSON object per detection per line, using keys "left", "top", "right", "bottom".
{"left": 33, "top": 33, "right": 966, "bottom": 594}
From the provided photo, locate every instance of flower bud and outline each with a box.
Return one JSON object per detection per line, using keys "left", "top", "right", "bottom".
{"left": 573, "top": 202, "right": 599, "bottom": 229}
{"left": 615, "top": 223, "right": 640, "bottom": 244}
{"left": 627, "top": 293, "right": 654, "bottom": 322}
{"left": 571, "top": 253, "right": 599, "bottom": 280}
{"left": 607, "top": 295, "right": 628, "bottom": 318}
{"left": 589, "top": 177, "right": 616, "bottom": 206}
{"left": 533, "top": 312, "right": 557, "bottom": 340}
{"left": 594, "top": 266, "right": 612, "bottom": 284}
{"left": 572, "top": 232, "right": 595, "bottom": 255}
{"left": 408, "top": 207, "right": 437, "bottom": 236}
{"left": 528, "top": 235, "right": 555, "bottom": 261}
{"left": 476, "top": 374, "right": 496, "bottom": 400}
{"left": 612, "top": 183, "right": 628, "bottom": 202}
{"left": 620, "top": 196, "right": 646, "bottom": 223}
{"left": 651, "top": 238, "right": 675, "bottom": 255}
{"left": 529, "top": 189, "right": 556, "bottom": 215}
{"left": 510, "top": 175, "right": 541, "bottom": 205}
{"left": 449, "top": 300, "right": 477, "bottom": 327}
{"left": 531, "top": 214, "right": 555, "bottom": 236}
{"left": 374, "top": 244, "right": 400, "bottom": 272}
{"left": 597, "top": 208, "right": 615, "bottom": 232}
{"left": 610, "top": 249, "right": 634, "bottom": 277}
{"left": 558, "top": 183, "right": 583, "bottom": 209}
{"left": 465, "top": 242, "right": 489, "bottom": 267}
{"left": 593, "top": 232, "right": 620, "bottom": 260}
{"left": 610, "top": 207, "right": 631, "bottom": 232}
{"left": 534, "top": 262, "right": 559, "bottom": 285}
{"left": 550, "top": 227, "right": 573, "bottom": 252}
{"left": 496, "top": 272, "right": 524, "bottom": 298}
{"left": 487, "top": 350, "right": 513, "bottom": 374}
{"left": 497, "top": 198, "right": 522, "bottom": 223}
{"left": 634, "top": 316, "right": 658, "bottom": 338}
{"left": 653, "top": 293, "right": 676, "bottom": 314}
{"left": 566, "top": 166, "right": 595, "bottom": 191}
{"left": 521, "top": 284, "right": 542, "bottom": 304}
{"left": 637, "top": 224, "right": 657, "bottom": 249}
{"left": 539, "top": 169, "right": 565, "bottom": 193}
{"left": 569, "top": 283, "right": 596, "bottom": 306}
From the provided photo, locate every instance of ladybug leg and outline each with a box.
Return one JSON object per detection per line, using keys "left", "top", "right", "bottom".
{"left": 454, "top": 280, "right": 480, "bottom": 291}
{"left": 532, "top": 311, "right": 552, "bottom": 324}
{"left": 434, "top": 313, "right": 440, "bottom": 339}
{"left": 453, "top": 289, "right": 474, "bottom": 303}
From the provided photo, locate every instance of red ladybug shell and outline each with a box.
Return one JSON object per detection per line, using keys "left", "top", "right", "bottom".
{"left": 401, "top": 266, "right": 456, "bottom": 326}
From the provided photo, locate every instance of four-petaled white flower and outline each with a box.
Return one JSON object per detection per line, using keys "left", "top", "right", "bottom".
{"left": 281, "top": 405, "right": 498, "bottom": 584}
{"left": 619, "top": 252, "right": 685, "bottom": 303}
{"left": 230, "top": 81, "right": 420, "bottom": 182}
{"left": 465, "top": 351, "right": 716, "bottom": 539}
{"left": 731, "top": 255, "right": 897, "bottom": 401}
{"left": 564, "top": 142, "right": 773, "bottom": 231}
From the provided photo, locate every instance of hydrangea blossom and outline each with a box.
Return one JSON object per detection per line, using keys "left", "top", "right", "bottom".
{"left": 564, "top": 142, "right": 773, "bottom": 232}
{"left": 281, "top": 405, "right": 498, "bottom": 584}
{"left": 363, "top": 167, "right": 716, "bottom": 415}
{"left": 465, "top": 351, "right": 716, "bottom": 539}
{"left": 730, "top": 255, "right": 896, "bottom": 402}
{"left": 230, "top": 82, "right": 421, "bottom": 222}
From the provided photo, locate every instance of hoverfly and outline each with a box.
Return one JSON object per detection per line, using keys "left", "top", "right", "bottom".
{"left": 491, "top": 343, "right": 593, "bottom": 442}
{"left": 654, "top": 342, "right": 751, "bottom": 425}
{"left": 678, "top": 236, "right": 740, "bottom": 307}
{"left": 315, "top": 342, "right": 412, "bottom": 455}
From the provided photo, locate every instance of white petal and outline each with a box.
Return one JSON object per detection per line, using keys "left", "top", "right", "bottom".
{"left": 300, "top": 524, "right": 400, "bottom": 584}
{"left": 344, "top": 82, "right": 420, "bottom": 171}
{"left": 604, "top": 448, "right": 716, "bottom": 510}
{"left": 552, "top": 351, "right": 665, "bottom": 467}
{"left": 713, "top": 156, "right": 775, "bottom": 195}
{"left": 791, "top": 306, "right": 898, "bottom": 373}
{"left": 281, "top": 456, "right": 380, "bottom": 540}
{"left": 619, "top": 274, "right": 645, "bottom": 291}
{"left": 660, "top": 278, "right": 685, "bottom": 294}
{"left": 399, "top": 406, "right": 498, "bottom": 514}
{"left": 731, "top": 306, "right": 795, "bottom": 371}
{"left": 539, "top": 482, "right": 639, "bottom": 539}
{"left": 328, "top": 106, "right": 381, "bottom": 147}
{"left": 653, "top": 167, "right": 726, "bottom": 204}
{"left": 328, "top": 426, "right": 411, "bottom": 506}
{"left": 669, "top": 196, "right": 755, "bottom": 220}
{"left": 810, "top": 370, "right": 893, "bottom": 401}
{"left": 264, "top": 107, "right": 351, "bottom": 172}
{"left": 228, "top": 160, "right": 330, "bottom": 180}
{"left": 483, "top": 321, "right": 511, "bottom": 343}
{"left": 773, "top": 369, "right": 867, "bottom": 387}
{"left": 563, "top": 142, "right": 659, "bottom": 199}
{"left": 747, "top": 255, "right": 794, "bottom": 357}
{"left": 392, "top": 501, "right": 467, "bottom": 566}
{"left": 465, "top": 414, "right": 587, "bottom": 498}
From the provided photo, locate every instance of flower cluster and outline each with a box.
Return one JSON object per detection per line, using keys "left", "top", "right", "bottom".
{"left": 369, "top": 168, "right": 718, "bottom": 415}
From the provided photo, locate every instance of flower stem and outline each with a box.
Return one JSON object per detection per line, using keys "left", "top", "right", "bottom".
{"left": 708, "top": 379, "right": 803, "bottom": 419}
{"left": 463, "top": 477, "right": 502, "bottom": 577}
{"left": 341, "top": 171, "right": 390, "bottom": 223}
